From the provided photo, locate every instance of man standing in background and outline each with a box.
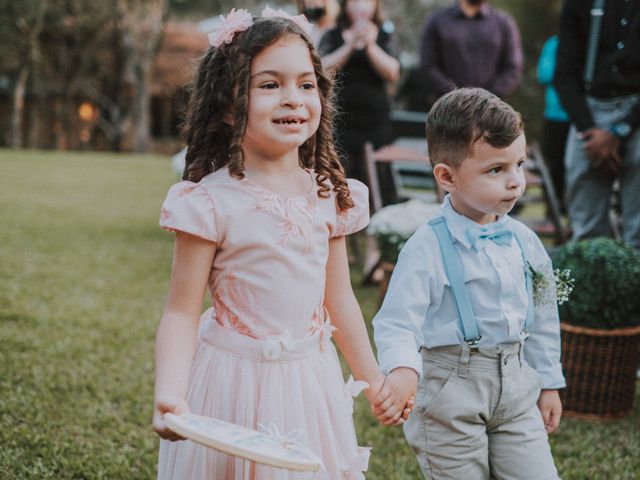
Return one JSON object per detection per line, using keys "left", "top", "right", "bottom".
{"left": 418, "top": 0, "right": 523, "bottom": 109}
{"left": 554, "top": 0, "right": 640, "bottom": 248}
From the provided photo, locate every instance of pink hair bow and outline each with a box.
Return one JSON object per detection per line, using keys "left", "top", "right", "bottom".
{"left": 208, "top": 8, "right": 253, "bottom": 48}
{"left": 261, "top": 6, "right": 314, "bottom": 36}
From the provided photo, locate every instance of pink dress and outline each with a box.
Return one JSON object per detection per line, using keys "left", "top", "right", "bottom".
{"left": 157, "top": 167, "right": 371, "bottom": 479}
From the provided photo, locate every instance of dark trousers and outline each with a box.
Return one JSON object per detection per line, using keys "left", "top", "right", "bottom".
{"left": 339, "top": 121, "right": 397, "bottom": 207}
{"left": 540, "top": 119, "right": 570, "bottom": 211}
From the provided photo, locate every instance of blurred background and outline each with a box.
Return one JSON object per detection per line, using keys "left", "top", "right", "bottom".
{"left": 2, "top": 2, "right": 640, "bottom": 478}
{"left": 0, "top": 0, "right": 562, "bottom": 154}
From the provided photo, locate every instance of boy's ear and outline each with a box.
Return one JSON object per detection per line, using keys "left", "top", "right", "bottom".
{"left": 433, "top": 163, "right": 456, "bottom": 193}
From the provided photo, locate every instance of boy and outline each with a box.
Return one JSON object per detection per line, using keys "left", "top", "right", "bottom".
{"left": 372, "top": 88, "right": 565, "bottom": 479}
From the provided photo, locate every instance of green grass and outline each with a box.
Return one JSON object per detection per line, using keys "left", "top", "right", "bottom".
{"left": 1, "top": 149, "right": 638, "bottom": 479}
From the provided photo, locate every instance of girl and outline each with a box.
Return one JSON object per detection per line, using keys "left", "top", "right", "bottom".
{"left": 152, "top": 9, "right": 405, "bottom": 479}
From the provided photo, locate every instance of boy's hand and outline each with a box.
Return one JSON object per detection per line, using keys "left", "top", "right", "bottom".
{"left": 372, "top": 367, "right": 418, "bottom": 426}
{"left": 362, "top": 373, "right": 413, "bottom": 426}
{"left": 153, "top": 397, "right": 190, "bottom": 441}
{"left": 537, "top": 389, "right": 562, "bottom": 434}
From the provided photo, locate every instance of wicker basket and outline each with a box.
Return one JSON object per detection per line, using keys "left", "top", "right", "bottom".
{"left": 560, "top": 322, "right": 640, "bottom": 421}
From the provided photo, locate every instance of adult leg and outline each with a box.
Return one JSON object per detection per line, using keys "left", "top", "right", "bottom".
{"left": 619, "top": 129, "right": 640, "bottom": 249}
{"left": 564, "top": 125, "right": 615, "bottom": 240}
{"left": 540, "top": 119, "right": 570, "bottom": 213}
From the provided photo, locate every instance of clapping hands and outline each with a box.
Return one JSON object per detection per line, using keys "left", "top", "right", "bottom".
{"left": 344, "top": 19, "right": 378, "bottom": 50}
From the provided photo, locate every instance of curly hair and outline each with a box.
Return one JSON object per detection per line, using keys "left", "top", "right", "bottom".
{"left": 181, "top": 16, "right": 354, "bottom": 211}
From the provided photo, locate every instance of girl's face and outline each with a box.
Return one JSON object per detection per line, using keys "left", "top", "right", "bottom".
{"left": 242, "top": 35, "right": 322, "bottom": 160}
{"left": 346, "top": 0, "right": 376, "bottom": 23}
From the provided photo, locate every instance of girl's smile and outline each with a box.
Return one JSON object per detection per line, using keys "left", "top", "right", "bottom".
{"left": 242, "top": 35, "right": 322, "bottom": 162}
{"left": 273, "top": 114, "right": 309, "bottom": 130}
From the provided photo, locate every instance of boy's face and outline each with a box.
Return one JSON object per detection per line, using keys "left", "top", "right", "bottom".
{"left": 436, "top": 132, "right": 527, "bottom": 225}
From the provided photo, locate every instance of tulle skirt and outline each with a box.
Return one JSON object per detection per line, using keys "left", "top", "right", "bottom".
{"left": 157, "top": 310, "right": 370, "bottom": 479}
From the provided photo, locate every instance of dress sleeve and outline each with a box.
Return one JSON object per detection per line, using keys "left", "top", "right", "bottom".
{"left": 159, "top": 181, "right": 217, "bottom": 242}
{"left": 332, "top": 179, "right": 370, "bottom": 238}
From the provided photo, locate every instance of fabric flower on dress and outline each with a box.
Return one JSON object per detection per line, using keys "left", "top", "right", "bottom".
{"left": 208, "top": 8, "right": 253, "bottom": 48}
{"left": 261, "top": 6, "right": 313, "bottom": 35}
{"left": 343, "top": 375, "right": 369, "bottom": 415}
{"left": 319, "top": 321, "right": 337, "bottom": 350}
{"left": 262, "top": 331, "right": 295, "bottom": 360}
{"left": 342, "top": 447, "right": 371, "bottom": 479}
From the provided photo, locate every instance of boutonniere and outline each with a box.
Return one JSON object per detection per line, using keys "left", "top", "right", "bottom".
{"left": 527, "top": 262, "right": 574, "bottom": 306}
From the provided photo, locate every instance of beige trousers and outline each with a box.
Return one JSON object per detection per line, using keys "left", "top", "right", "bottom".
{"left": 403, "top": 343, "right": 560, "bottom": 480}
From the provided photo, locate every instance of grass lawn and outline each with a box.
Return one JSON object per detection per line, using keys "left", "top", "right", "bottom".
{"left": 1, "top": 149, "right": 639, "bottom": 479}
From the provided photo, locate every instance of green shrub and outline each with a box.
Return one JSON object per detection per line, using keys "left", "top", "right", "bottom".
{"left": 551, "top": 237, "right": 640, "bottom": 329}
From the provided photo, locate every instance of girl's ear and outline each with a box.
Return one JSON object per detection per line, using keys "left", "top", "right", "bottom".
{"left": 433, "top": 163, "right": 456, "bottom": 193}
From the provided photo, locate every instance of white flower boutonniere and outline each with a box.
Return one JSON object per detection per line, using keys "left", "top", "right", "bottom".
{"left": 527, "top": 262, "right": 575, "bottom": 307}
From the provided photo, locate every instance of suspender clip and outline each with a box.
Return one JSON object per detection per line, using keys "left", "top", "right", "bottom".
{"left": 465, "top": 336, "right": 482, "bottom": 348}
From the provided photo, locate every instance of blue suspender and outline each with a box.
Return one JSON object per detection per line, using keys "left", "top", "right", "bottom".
{"left": 428, "top": 216, "right": 534, "bottom": 347}
{"left": 429, "top": 217, "right": 482, "bottom": 346}
{"left": 512, "top": 233, "right": 535, "bottom": 336}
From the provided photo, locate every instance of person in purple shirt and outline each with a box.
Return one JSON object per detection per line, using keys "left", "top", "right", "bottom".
{"left": 418, "top": 0, "right": 523, "bottom": 109}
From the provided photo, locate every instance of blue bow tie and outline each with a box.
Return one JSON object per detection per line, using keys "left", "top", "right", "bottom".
{"left": 465, "top": 223, "right": 513, "bottom": 249}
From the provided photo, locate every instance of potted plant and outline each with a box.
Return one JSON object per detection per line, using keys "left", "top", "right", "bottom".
{"left": 551, "top": 237, "right": 640, "bottom": 420}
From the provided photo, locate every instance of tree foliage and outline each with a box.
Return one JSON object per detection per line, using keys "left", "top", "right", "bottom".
{"left": 0, "top": 0, "right": 167, "bottom": 150}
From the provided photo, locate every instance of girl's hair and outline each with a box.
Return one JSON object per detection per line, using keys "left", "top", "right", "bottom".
{"left": 336, "top": 0, "right": 383, "bottom": 29}
{"left": 181, "top": 16, "right": 354, "bottom": 210}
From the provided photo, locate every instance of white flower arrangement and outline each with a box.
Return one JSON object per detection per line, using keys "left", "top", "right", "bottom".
{"left": 553, "top": 268, "right": 575, "bottom": 305}
{"left": 367, "top": 199, "right": 441, "bottom": 263}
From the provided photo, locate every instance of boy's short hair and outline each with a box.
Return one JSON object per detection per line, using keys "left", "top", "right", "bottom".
{"left": 426, "top": 88, "right": 523, "bottom": 167}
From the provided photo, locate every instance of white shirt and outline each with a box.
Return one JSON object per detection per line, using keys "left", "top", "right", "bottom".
{"left": 373, "top": 197, "right": 566, "bottom": 389}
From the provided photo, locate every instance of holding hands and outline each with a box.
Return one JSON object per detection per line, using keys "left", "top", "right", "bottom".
{"left": 365, "top": 367, "right": 418, "bottom": 426}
